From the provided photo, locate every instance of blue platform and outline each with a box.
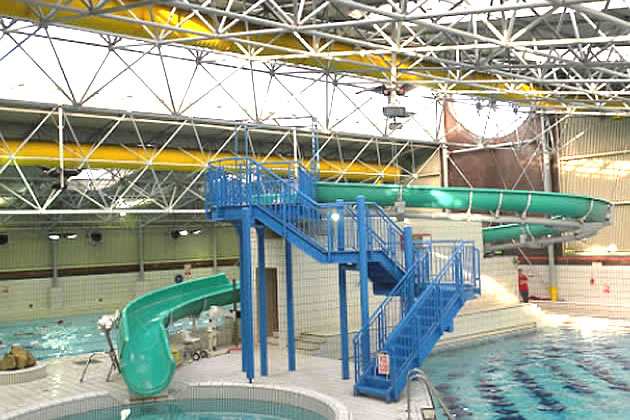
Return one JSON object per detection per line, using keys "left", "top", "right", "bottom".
{"left": 205, "top": 157, "right": 481, "bottom": 402}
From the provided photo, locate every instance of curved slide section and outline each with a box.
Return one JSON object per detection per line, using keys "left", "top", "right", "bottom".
{"left": 315, "top": 182, "right": 612, "bottom": 245}
{"left": 118, "top": 274, "right": 239, "bottom": 396}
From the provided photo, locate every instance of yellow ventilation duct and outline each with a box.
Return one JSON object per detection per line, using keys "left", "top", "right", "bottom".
{"left": 0, "top": 140, "right": 401, "bottom": 182}
{"left": 0, "top": 1, "right": 541, "bottom": 100}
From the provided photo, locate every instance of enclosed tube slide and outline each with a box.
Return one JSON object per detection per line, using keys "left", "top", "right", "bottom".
{"left": 118, "top": 274, "right": 239, "bottom": 396}
{"left": 315, "top": 182, "right": 612, "bottom": 247}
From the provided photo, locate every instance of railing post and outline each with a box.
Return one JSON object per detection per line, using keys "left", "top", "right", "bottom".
{"left": 404, "top": 225, "right": 414, "bottom": 307}
{"left": 336, "top": 199, "right": 350, "bottom": 380}
{"left": 357, "top": 196, "right": 370, "bottom": 369}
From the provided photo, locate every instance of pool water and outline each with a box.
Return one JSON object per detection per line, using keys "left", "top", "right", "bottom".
{"left": 0, "top": 310, "right": 228, "bottom": 361}
{"left": 56, "top": 399, "right": 325, "bottom": 420}
{"left": 422, "top": 324, "right": 630, "bottom": 419}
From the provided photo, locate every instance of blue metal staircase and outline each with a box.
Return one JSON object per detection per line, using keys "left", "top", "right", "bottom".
{"left": 205, "top": 157, "right": 480, "bottom": 402}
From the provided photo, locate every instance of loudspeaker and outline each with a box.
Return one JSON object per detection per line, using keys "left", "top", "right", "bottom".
{"left": 0, "top": 234, "right": 7, "bottom": 246}
{"left": 89, "top": 231, "right": 103, "bottom": 243}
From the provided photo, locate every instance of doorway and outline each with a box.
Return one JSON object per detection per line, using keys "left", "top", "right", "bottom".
{"left": 263, "top": 268, "right": 279, "bottom": 337}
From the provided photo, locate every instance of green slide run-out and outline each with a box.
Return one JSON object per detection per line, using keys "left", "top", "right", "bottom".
{"left": 315, "top": 182, "right": 611, "bottom": 244}
{"left": 118, "top": 274, "right": 239, "bottom": 396}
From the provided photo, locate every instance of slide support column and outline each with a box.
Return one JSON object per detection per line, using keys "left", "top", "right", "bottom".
{"left": 256, "top": 225, "right": 268, "bottom": 376}
{"left": 285, "top": 238, "right": 296, "bottom": 371}
{"left": 541, "top": 115, "right": 558, "bottom": 301}
{"left": 336, "top": 199, "right": 350, "bottom": 380}
{"left": 239, "top": 209, "right": 255, "bottom": 381}
{"left": 357, "top": 196, "right": 370, "bottom": 367}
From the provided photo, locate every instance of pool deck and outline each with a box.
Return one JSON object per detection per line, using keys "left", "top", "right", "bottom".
{"left": 0, "top": 348, "right": 432, "bottom": 420}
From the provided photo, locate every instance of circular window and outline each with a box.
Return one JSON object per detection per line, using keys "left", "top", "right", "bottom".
{"left": 449, "top": 95, "right": 531, "bottom": 139}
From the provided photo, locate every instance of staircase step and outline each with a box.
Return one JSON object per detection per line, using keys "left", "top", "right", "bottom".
{"left": 359, "top": 374, "right": 390, "bottom": 388}
{"left": 354, "top": 383, "right": 392, "bottom": 401}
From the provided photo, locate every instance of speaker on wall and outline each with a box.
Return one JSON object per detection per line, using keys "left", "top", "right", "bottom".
{"left": 89, "top": 231, "right": 103, "bottom": 243}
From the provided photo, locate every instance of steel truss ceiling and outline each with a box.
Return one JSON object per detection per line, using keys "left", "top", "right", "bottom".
{"left": 0, "top": 100, "right": 438, "bottom": 226}
{"left": 3, "top": 1, "right": 630, "bottom": 114}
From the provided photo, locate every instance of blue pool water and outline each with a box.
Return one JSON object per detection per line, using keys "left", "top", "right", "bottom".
{"left": 422, "top": 324, "right": 630, "bottom": 419}
{"left": 0, "top": 311, "right": 224, "bottom": 361}
{"left": 57, "top": 399, "right": 325, "bottom": 420}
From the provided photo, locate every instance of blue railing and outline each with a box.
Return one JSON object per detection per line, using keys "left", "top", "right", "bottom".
{"left": 353, "top": 241, "right": 479, "bottom": 392}
{"left": 352, "top": 246, "right": 430, "bottom": 382}
{"left": 206, "top": 157, "right": 404, "bottom": 270}
{"left": 386, "top": 242, "right": 477, "bottom": 379}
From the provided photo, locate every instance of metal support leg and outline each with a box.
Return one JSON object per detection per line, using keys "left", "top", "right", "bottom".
{"left": 336, "top": 199, "right": 349, "bottom": 380}
{"left": 240, "top": 209, "right": 255, "bottom": 382}
{"left": 357, "top": 196, "right": 370, "bottom": 368}
{"left": 236, "top": 224, "right": 246, "bottom": 373}
{"left": 285, "top": 238, "right": 296, "bottom": 371}
{"left": 256, "top": 225, "right": 268, "bottom": 376}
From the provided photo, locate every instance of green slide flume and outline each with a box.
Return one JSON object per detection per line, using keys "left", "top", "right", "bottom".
{"left": 315, "top": 182, "right": 612, "bottom": 244}
{"left": 118, "top": 274, "right": 239, "bottom": 396}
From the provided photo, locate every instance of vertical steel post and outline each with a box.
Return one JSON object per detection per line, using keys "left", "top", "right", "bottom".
{"left": 357, "top": 196, "right": 370, "bottom": 366}
{"left": 336, "top": 199, "right": 349, "bottom": 379}
{"left": 239, "top": 210, "right": 254, "bottom": 381}
{"left": 58, "top": 106, "right": 64, "bottom": 190}
{"left": 213, "top": 223, "right": 218, "bottom": 274}
{"left": 236, "top": 223, "right": 245, "bottom": 372}
{"left": 541, "top": 116, "right": 558, "bottom": 301}
{"left": 51, "top": 239, "right": 58, "bottom": 288}
{"left": 138, "top": 224, "right": 145, "bottom": 281}
{"left": 256, "top": 225, "right": 268, "bottom": 376}
{"left": 404, "top": 225, "right": 414, "bottom": 305}
{"left": 285, "top": 238, "right": 296, "bottom": 371}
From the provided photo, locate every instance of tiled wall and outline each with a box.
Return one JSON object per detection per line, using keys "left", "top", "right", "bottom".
{"left": 249, "top": 232, "right": 385, "bottom": 349}
{"left": 0, "top": 265, "right": 240, "bottom": 322}
{"left": 521, "top": 263, "right": 630, "bottom": 305}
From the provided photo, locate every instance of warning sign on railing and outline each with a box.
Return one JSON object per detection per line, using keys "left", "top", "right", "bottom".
{"left": 377, "top": 352, "right": 390, "bottom": 376}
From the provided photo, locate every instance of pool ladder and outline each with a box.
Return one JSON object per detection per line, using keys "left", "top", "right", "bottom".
{"left": 79, "top": 329, "right": 121, "bottom": 383}
{"left": 407, "top": 368, "right": 453, "bottom": 420}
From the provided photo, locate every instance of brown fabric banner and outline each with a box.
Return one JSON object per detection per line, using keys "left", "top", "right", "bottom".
{"left": 444, "top": 102, "right": 544, "bottom": 191}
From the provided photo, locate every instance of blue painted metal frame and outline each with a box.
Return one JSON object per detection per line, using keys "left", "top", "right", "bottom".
{"left": 337, "top": 199, "right": 350, "bottom": 380}
{"left": 239, "top": 208, "right": 255, "bottom": 382}
{"left": 285, "top": 238, "right": 296, "bottom": 371}
{"left": 256, "top": 225, "right": 268, "bottom": 376}
{"left": 204, "top": 157, "right": 481, "bottom": 400}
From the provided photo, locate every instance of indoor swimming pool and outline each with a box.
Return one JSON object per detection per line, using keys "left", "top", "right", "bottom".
{"left": 422, "top": 323, "right": 630, "bottom": 419}
{"left": 56, "top": 399, "right": 325, "bottom": 420}
{"left": 0, "top": 311, "right": 224, "bottom": 361}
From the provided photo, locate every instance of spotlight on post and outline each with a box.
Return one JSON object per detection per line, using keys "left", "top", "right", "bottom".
{"left": 64, "top": 233, "right": 78, "bottom": 240}
{"left": 330, "top": 212, "right": 340, "bottom": 222}
{"left": 192, "top": 229, "right": 202, "bottom": 235}
{"left": 48, "top": 233, "right": 61, "bottom": 241}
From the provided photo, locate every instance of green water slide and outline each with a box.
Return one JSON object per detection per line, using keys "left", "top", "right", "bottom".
{"left": 118, "top": 274, "right": 239, "bottom": 396}
{"left": 315, "top": 182, "right": 612, "bottom": 245}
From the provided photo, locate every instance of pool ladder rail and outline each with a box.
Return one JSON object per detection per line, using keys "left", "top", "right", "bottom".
{"left": 407, "top": 369, "right": 453, "bottom": 420}
{"left": 80, "top": 311, "right": 121, "bottom": 383}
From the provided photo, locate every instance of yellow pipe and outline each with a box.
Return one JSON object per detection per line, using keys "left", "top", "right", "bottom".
{"left": 0, "top": 140, "right": 400, "bottom": 182}
{"left": 0, "top": 1, "right": 544, "bottom": 102}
